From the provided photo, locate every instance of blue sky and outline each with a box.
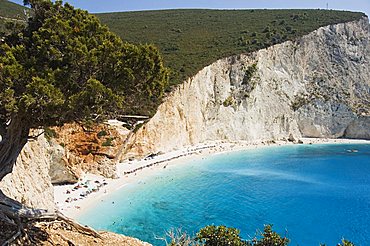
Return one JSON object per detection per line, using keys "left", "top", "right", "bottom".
{"left": 10, "top": 0, "right": 370, "bottom": 17}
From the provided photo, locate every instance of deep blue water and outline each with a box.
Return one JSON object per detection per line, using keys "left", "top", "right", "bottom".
{"left": 78, "top": 144, "right": 370, "bottom": 245}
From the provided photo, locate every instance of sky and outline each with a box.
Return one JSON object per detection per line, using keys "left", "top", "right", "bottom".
{"left": 10, "top": 0, "right": 370, "bottom": 17}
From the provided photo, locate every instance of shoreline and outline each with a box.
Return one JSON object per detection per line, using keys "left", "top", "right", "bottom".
{"left": 54, "top": 138, "right": 370, "bottom": 218}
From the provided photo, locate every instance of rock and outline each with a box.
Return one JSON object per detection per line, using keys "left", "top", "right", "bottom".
{"left": 2, "top": 18, "right": 370, "bottom": 226}
{"left": 49, "top": 142, "right": 79, "bottom": 185}
{"left": 297, "top": 101, "right": 356, "bottom": 138}
{"left": 0, "top": 133, "right": 55, "bottom": 211}
{"left": 50, "top": 123, "right": 125, "bottom": 179}
{"left": 298, "top": 139, "right": 304, "bottom": 144}
{"left": 10, "top": 220, "right": 152, "bottom": 246}
{"left": 344, "top": 116, "right": 370, "bottom": 139}
{"left": 288, "top": 134, "right": 296, "bottom": 142}
{"left": 125, "top": 17, "right": 370, "bottom": 158}
{"left": 96, "top": 157, "right": 118, "bottom": 179}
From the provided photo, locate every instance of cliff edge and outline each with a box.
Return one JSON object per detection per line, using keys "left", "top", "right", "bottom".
{"left": 0, "top": 16, "right": 369, "bottom": 245}
{"left": 125, "top": 17, "right": 370, "bottom": 157}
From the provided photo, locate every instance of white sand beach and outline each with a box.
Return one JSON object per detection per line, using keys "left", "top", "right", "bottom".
{"left": 54, "top": 138, "right": 370, "bottom": 218}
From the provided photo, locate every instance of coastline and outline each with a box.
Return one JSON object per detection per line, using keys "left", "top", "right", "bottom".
{"left": 54, "top": 138, "right": 370, "bottom": 219}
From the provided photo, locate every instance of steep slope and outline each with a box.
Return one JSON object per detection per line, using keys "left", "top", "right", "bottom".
{"left": 97, "top": 9, "right": 364, "bottom": 86}
{"left": 1, "top": 2, "right": 365, "bottom": 116}
{"left": 125, "top": 17, "right": 370, "bottom": 157}
{"left": 0, "top": 0, "right": 26, "bottom": 34}
{"left": 0, "top": 0, "right": 25, "bottom": 18}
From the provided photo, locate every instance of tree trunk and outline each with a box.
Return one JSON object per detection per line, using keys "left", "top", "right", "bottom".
{"left": 0, "top": 190, "right": 101, "bottom": 245}
{"left": 0, "top": 116, "right": 29, "bottom": 182}
{"left": 0, "top": 116, "right": 29, "bottom": 244}
{"left": 0, "top": 117, "right": 101, "bottom": 245}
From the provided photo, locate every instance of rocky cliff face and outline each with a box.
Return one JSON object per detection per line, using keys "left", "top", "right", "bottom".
{"left": 126, "top": 17, "right": 370, "bottom": 157}
{"left": 0, "top": 133, "right": 55, "bottom": 210}
{"left": 1, "top": 17, "right": 369, "bottom": 209}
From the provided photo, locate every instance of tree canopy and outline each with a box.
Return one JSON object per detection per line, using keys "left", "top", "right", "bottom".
{"left": 0, "top": 0, "right": 168, "bottom": 180}
{"left": 1, "top": 0, "right": 168, "bottom": 128}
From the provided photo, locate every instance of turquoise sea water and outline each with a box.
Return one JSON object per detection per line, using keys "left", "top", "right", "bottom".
{"left": 78, "top": 144, "right": 370, "bottom": 245}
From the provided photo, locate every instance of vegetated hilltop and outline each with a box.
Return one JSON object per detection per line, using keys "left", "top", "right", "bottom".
{"left": 0, "top": 0, "right": 26, "bottom": 33}
{"left": 0, "top": 1, "right": 365, "bottom": 102}
{"left": 0, "top": 0, "right": 25, "bottom": 18}
{"left": 96, "top": 9, "right": 365, "bottom": 86}
{"left": 0, "top": 2, "right": 365, "bottom": 87}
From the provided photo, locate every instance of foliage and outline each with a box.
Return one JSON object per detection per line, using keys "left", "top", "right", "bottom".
{"left": 291, "top": 94, "right": 308, "bottom": 111}
{"left": 160, "top": 228, "right": 198, "bottom": 246}
{"left": 0, "top": 0, "right": 26, "bottom": 19}
{"left": 242, "top": 63, "right": 258, "bottom": 97}
{"left": 97, "top": 130, "right": 108, "bottom": 138}
{"left": 0, "top": 0, "right": 26, "bottom": 35}
{"left": 242, "top": 63, "right": 257, "bottom": 85}
{"left": 196, "top": 225, "right": 246, "bottom": 246}
{"left": 340, "top": 239, "right": 356, "bottom": 246}
{"left": 102, "top": 137, "right": 114, "bottom": 147}
{"left": 160, "top": 224, "right": 356, "bottom": 246}
{"left": 320, "top": 239, "right": 356, "bottom": 246}
{"left": 223, "top": 96, "right": 234, "bottom": 107}
{"left": 0, "top": 0, "right": 169, "bottom": 134}
{"left": 96, "top": 9, "right": 364, "bottom": 86}
{"left": 44, "top": 127, "right": 57, "bottom": 141}
{"left": 1, "top": 2, "right": 364, "bottom": 89}
{"left": 247, "top": 225, "right": 289, "bottom": 246}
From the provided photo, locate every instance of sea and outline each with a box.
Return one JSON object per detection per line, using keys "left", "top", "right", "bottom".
{"left": 77, "top": 143, "right": 370, "bottom": 245}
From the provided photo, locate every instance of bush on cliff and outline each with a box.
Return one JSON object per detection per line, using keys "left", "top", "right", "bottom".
{"left": 164, "top": 224, "right": 355, "bottom": 246}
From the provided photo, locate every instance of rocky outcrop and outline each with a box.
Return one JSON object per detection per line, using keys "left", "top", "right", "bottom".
{"left": 125, "top": 17, "right": 370, "bottom": 157}
{"left": 2, "top": 17, "right": 368, "bottom": 209}
{"left": 0, "top": 16, "right": 369, "bottom": 246}
{"left": 344, "top": 116, "right": 370, "bottom": 139}
{"left": 32, "top": 220, "right": 152, "bottom": 246}
{"left": 0, "top": 122, "right": 129, "bottom": 209}
{"left": 48, "top": 123, "right": 128, "bottom": 181}
{"left": 48, "top": 142, "right": 79, "bottom": 185}
{"left": 0, "top": 134, "right": 55, "bottom": 211}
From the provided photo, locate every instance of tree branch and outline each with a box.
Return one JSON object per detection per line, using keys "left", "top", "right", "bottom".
{"left": 27, "top": 130, "right": 45, "bottom": 140}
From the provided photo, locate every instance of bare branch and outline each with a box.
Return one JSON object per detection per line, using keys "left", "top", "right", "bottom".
{"left": 27, "top": 131, "right": 45, "bottom": 141}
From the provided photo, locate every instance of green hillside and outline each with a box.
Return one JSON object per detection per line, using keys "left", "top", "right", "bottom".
{"left": 0, "top": 0, "right": 26, "bottom": 34}
{"left": 0, "top": 0, "right": 25, "bottom": 18}
{"left": 0, "top": 1, "right": 365, "bottom": 87}
{"left": 96, "top": 9, "right": 365, "bottom": 87}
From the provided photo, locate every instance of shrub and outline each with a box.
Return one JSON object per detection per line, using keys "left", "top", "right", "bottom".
{"left": 161, "top": 225, "right": 356, "bottom": 246}
{"left": 160, "top": 228, "right": 197, "bottom": 246}
{"left": 196, "top": 225, "right": 246, "bottom": 246}
{"left": 248, "top": 225, "right": 289, "bottom": 246}
{"left": 44, "top": 127, "right": 58, "bottom": 141}
{"left": 97, "top": 130, "right": 108, "bottom": 138}
{"left": 291, "top": 94, "right": 309, "bottom": 111}
{"left": 243, "top": 63, "right": 258, "bottom": 85}
{"left": 102, "top": 137, "right": 114, "bottom": 147}
{"left": 223, "top": 96, "right": 235, "bottom": 107}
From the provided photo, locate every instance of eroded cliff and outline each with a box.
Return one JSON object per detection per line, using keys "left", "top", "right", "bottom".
{"left": 0, "top": 133, "right": 55, "bottom": 210}
{"left": 0, "top": 17, "right": 369, "bottom": 245}
{"left": 125, "top": 17, "right": 370, "bottom": 157}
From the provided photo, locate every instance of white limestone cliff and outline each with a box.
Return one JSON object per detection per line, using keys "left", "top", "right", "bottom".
{"left": 1, "top": 17, "right": 369, "bottom": 210}
{"left": 125, "top": 17, "right": 370, "bottom": 157}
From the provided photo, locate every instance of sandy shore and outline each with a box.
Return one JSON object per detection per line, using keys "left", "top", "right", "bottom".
{"left": 54, "top": 138, "right": 370, "bottom": 218}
